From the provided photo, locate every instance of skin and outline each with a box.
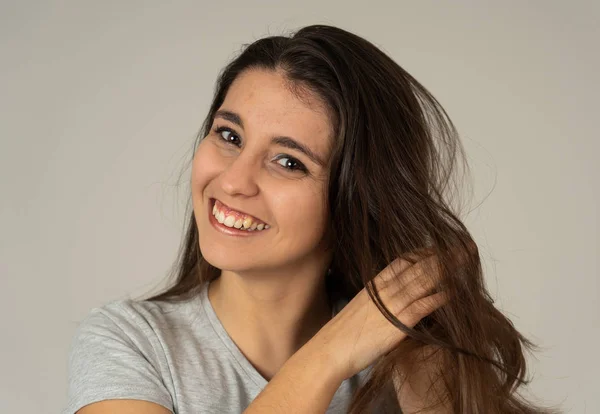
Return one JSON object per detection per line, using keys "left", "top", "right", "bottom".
{"left": 78, "top": 69, "right": 452, "bottom": 414}
{"left": 191, "top": 68, "right": 336, "bottom": 381}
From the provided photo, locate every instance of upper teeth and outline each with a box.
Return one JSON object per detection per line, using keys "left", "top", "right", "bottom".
{"left": 212, "top": 202, "right": 270, "bottom": 231}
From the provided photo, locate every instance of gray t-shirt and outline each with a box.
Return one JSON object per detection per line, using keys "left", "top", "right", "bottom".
{"left": 63, "top": 282, "right": 374, "bottom": 413}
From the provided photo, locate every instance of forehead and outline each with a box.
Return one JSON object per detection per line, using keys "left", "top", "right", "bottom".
{"left": 220, "top": 69, "right": 333, "bottom": 154}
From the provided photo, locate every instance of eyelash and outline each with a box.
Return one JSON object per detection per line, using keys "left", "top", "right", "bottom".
{"left": 212, "top": 125, "right": 308, "bottom": 173}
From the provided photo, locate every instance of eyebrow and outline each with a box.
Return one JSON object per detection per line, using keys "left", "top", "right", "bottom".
{"left": 214, "top": 109, "right": 326, "bottom": 167}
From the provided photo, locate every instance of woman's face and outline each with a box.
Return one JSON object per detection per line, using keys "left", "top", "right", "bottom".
{"left": 192, "top": 69, "right": 334, "bottom": 274}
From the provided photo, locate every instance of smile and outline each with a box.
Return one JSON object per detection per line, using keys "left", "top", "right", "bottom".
{"left": 209, "top": 198, "right": 270, "bottom": 235}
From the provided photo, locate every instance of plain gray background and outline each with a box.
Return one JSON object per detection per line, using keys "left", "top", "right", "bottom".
{"left": 1, "top": 1, "right": 598, "bottom": 413}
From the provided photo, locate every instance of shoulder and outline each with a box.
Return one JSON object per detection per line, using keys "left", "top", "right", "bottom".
{"left": 64, "top": 296, "right": 200, "bottom": 414}
{"left": 75, "top": 294, "right": 200, "bottom": 339}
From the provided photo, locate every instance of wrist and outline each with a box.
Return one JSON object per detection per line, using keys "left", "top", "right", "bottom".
{"left": 243, "top": 339, "right": 345, "bottom": 414}
{"left": 299, "top": 333, "right": 348, "bottom": 385}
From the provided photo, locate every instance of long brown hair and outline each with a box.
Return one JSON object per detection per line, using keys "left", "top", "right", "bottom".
{"left": 144, "top": 25, "right": 558, "bottom": 413}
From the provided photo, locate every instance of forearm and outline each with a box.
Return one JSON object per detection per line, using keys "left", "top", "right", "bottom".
{"left": 243, "top": 341, "right": 344, "bottom": 413}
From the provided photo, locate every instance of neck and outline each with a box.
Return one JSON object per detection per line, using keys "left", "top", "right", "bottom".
{"left": 207, "top": 264, "right": 333, "bottom": 381}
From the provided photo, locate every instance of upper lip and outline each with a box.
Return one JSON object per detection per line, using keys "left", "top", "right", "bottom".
{"left": 211, "top": 198, "right": 267, "bottom": 224}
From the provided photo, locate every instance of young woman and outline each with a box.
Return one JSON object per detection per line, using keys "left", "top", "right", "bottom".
{"left": 64, "top": 25, "right": 557, "bottom": 413}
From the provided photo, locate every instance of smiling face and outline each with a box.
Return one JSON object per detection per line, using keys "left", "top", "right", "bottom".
{"left": 192, "top": 68, "right": 334, "bottom": 274}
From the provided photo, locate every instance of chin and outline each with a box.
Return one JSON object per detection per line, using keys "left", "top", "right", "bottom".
{"left": 198, "top": 238, "right": 256, "bottom": 272}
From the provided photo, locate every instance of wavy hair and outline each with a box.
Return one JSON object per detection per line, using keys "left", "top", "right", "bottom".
{"left": 144, "top": 25, "right": 558, "bottom": 413}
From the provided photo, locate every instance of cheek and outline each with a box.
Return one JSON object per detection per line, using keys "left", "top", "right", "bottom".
{"left": 274, "top": 186, "right": 329, "bottom": 236}
{"left": 192, "top": 140, "right": 221, "bottom": 193}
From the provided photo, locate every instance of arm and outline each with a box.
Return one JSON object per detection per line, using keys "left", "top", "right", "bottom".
{"left": 77, "top": 400, "right": 172, "bottom": 414}
{"left": 64, "top": 304, "right": 174, "bottom": 414}
{"left": 243, "top": 340, "right": 345, "bottom": 414}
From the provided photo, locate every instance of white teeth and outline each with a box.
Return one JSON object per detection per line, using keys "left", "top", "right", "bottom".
{"left": 212, "top": 203, "right": 269, "bottom": 231}
{"left": 223, "top": 215, "right": 236, "bottom": 227}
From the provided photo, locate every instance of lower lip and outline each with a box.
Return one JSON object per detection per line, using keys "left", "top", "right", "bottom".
{"left": 208, "top": 199, "right": 269, "bottom": 237}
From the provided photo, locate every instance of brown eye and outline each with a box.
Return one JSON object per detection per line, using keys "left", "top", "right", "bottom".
{"left": 275, "top": 156, "right": 307, "bottom": 173}
{"left": 214, "top": 126, "right": 241, "bottom": 147}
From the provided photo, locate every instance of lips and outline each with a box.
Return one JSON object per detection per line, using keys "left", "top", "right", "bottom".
{"left": 207, "top": 198, "right": 271, "bottom": 235}
{"left": 210, "top": 198, "right": 267, "bottom": 225}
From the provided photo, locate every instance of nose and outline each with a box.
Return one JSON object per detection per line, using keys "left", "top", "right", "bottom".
{"left": 218, "top": 152, "right": 260, "bottom": 197}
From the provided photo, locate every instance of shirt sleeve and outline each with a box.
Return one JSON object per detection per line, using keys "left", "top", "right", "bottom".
{"left": 63, "top": 302, "right": 174, "bottom": 414}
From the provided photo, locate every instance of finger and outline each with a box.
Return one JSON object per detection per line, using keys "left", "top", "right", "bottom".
{"left": 374, "top": 249, "right": 436, "bottom": 290}
{"left": 382, "top": 254, "right": 442, "bottom": 298}
{"left": 403, "top": 254, "right": 442, "bottom": 287}
{"left": 375, "top": 242, "right": 474, "bottom": 308}
{"left": 400, "top": 291, "right": 449, "bottom": 327}
{"left": 372, "top": 257, "right": 414, "bottom": 291}
{"left": 404, "top": 242, "right": 475, "bottom": 290}
{"left": 384, "top": 269, "right": 442, "bottom": 315}
{"left": 400, "top": 270, "right": 441, "bottom": 302}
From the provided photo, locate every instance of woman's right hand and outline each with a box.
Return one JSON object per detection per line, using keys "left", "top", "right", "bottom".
{"left": 309, "top": 250, "right": 450, "bottom": 382}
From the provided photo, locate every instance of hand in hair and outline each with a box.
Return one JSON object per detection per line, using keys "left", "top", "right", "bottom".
{"left": 308, "top": 250, "right": 450, "bottom": 382}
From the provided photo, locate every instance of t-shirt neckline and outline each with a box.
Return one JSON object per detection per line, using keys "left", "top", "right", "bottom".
{"left": 199, "top": 281, "right": 343, "bottom": 391}
{"left": 199, "top": 281, "right": 269, "bottom": 390}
